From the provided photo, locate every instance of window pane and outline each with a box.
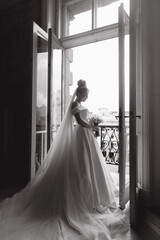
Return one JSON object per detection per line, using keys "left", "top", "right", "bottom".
{"left": 51, "top": 49, "right": 62, "bottom": 142}
{"left": 97, "top": 0, "right": 130, "bottom": 28}
{"left": 66, "top": 0, "right": 92, "bottom": 36}
{"left": 36, "top": 37, "right": 48, "bottom": 170}
{"left": 97, "top": 1, "right": 119, "bottom": 27}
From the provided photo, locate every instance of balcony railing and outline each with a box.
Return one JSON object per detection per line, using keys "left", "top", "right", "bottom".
{"left": 36, "top": 130, "right": 47, "bottom": 170}
{"left": 100, "top": 125, "right": 119, "bottom": 164}
{"left": 99, "top": 124, "right": 129, "bottom": 165}
{"left": 35, "top": 129, "right": 58, "bottom": 171}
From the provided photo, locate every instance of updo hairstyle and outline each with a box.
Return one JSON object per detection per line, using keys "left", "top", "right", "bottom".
{"left": 76, "top": 80, "right": 89, "bottom": 96}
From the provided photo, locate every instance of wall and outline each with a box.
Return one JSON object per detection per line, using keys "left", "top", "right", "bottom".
{"left": 0, "top": 0, "right": 49, "bottom": 191}
{"left": 149, "top": 0, "right": 160, "bottom": 206}
{"left": 141, "top": 0, "right": 152, "bottom": 197}
{"left": 0, "top": 1, "right": 33, "bottom": 189}
{"left": 141, "top": 0, "right": 160, "bottom": 207}
{"left": 0, "top": 0, "right": 56, "bottom": 192}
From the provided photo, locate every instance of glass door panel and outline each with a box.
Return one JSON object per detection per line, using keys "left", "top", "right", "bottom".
{"left": 48, "top": 29, "right": 63, "bottom": 147}
{"left": 51, "top": 49, "right": 62, "bottom": 142}
{"left": 36, "top": 36, "right": 48, "bottom": 171}
{"left": 32, "top": 23, "right": 48, "bottom": 176}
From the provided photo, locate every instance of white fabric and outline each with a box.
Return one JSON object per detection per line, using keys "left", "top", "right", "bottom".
{"left": 0, "top": 90, "right": 129, "bottom": 240}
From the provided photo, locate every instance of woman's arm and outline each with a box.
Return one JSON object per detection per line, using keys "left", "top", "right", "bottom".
{"left": 75, "top": 112, "right": 99, "bottom": 131}
{"left": 75, "top": 112, "right": 92, "bottom": 128}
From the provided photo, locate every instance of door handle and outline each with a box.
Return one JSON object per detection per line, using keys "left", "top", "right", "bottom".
{"left": 115, "top": 115, "right": 129, "bottom": 119}
{"left": 115, "top": 115, "right": 142, "bottom": 119}
{"left": 136, "top": 115, "right": 142, "bottom": 119}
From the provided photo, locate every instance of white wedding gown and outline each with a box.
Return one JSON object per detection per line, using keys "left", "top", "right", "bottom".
{"left": 0, "top": 95, "right": 129, "bottom": 240}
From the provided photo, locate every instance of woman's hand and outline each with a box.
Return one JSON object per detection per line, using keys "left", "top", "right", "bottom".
{"left": 91, "top": 125, "right": 99, "bottom": 132}
{"left": 91, "top": 125, "right": 100, "bottom": 137}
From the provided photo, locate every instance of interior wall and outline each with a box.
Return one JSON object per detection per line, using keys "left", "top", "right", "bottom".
{"left": 149, "top": 0, "right": 160, "bottom": 207}
{"left": 0, "top": 0, "right": 49, "bottom": 191}
{"left": 0, "top": 1, "right": 33, "bottom": 189}
{"left": 141, "top": 0, "right": 152, "bottom": 195}
{"left": 141, "top": 0, "right": 160, "bottom": 207}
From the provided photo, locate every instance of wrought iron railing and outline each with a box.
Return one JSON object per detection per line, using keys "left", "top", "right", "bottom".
{"left": 100, "top": 125, "right": 119, "bottom": 164}
{"left": 35, "top": 129, "right": 58, "bottom": 171}
{"left": 36, "top": 130, "right": 47, "bottom": 169}
{"left": 99, "top": 124, "right": 129, "bottom": 165}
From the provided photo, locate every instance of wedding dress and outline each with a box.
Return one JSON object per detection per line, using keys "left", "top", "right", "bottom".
{"left": 0, "top": 90, "right": 129, "bottom": 240}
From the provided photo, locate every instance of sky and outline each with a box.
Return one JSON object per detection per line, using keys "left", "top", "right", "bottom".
{"left": 70, "top": 39, "right": 119, "bottom": 113}
{"left": 37, "top": 53, "right": 48, "bottom": 108}
{"left": 69, "top": 0, "right": 130, "bottom": 114}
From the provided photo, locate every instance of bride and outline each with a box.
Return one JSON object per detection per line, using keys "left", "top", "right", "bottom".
{"left": 0, "top": 80, "right": 129, "bottom": 240}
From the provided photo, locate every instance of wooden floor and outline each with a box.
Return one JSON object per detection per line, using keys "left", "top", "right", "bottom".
{"left": 113, "top": 229, "right": 142, "bottom": 240}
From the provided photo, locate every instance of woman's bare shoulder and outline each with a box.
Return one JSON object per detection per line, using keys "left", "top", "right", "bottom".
{"left": 72, "top": 101, "right": 79, "bottom": 109}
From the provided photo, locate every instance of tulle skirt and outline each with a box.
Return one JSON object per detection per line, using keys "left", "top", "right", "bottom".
{"left": 0, "top": 125, "right": 129, "bottom": 240}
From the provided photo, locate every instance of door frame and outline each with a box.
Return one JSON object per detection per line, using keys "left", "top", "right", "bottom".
{"left": 60, "top": 12, "right": 130, "bottom": 208}
{"left": 32, "top": 24, "right": 65, "bottom": 179}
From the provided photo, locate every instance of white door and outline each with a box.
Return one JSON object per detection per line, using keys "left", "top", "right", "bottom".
{"left": 32, "top": 25, "right": 64, "bottom": 177}
{"left": 118, "top": 3, "right": 129, "bottom": 210}
{"left": 31, "top": 22, "right": 48, "bottom": 178}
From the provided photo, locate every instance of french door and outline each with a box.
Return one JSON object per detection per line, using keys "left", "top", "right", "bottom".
{"left": 118, "top": 3, "right": 129, "bottom": 210}
{"left": 31, "top": 23, "right": 64, "bottom": 178}
{"left": 31, "top": 22, "right": 48, "bottom": 178}
{"left": 119, "top": 0, "right": 142, "bottom": 226}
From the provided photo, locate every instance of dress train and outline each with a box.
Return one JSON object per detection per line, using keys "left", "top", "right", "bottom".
{"left": 0, "top": 92, "right": 129, "bottom": 240}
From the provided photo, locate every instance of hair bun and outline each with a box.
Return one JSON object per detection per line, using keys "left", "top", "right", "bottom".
{"left": 77, "top": 79, "right": 86, "bottom": 88}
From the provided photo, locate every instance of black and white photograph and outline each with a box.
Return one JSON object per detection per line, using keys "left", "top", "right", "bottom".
{"left": 0, "top": 0, "right": 159, "bottom": 239}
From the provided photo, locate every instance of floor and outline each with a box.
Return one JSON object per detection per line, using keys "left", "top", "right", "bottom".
{"left": 113, "top": 229, "right": 142, "bottom": 240}
{"left": 108, "top": 164, "right": 142, "bottom": 239}
{"left": 0, "top": 163, "right": 142, "bottom": 239}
